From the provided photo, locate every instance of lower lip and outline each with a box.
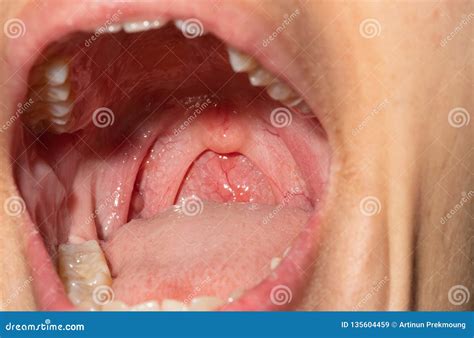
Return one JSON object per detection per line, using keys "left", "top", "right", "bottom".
{"left": 24, "top": 208, "right": 320, "bottom": 311}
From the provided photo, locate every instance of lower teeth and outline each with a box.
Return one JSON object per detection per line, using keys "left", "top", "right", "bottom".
{"left": 58, "top": 239, "right": 261, "bottom": 311}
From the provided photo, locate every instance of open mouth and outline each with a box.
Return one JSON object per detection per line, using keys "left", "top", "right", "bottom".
{"left": 7, "top": 2, "right": 330, "bottom": 311}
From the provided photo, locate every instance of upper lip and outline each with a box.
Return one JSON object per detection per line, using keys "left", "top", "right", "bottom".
{"left": 5, "top": 0, "right": 313, "bottom": 121}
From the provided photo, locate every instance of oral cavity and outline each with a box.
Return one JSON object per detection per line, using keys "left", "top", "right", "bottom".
{"left": 14, "top": 15, "right": 328, "bottom": 311}
{"left": 22, "top": 18, "right": 311, "bottom": 134}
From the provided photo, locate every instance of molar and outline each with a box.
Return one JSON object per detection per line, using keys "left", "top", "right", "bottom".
{"left": 58, "top": 240, "right": 112, "bottom": 307}
{"left": 266, "top": 81, "right": 296, "bottom": 101}
{"left": 248, "top": 67, "right": 276, "bottom": 87}
{"left": 44, "top": 60, "right": 69, "bottom": 85}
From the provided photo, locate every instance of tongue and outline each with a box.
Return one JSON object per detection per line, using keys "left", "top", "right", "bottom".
{"left": 104, "top": 201, "right": 309, "bottom": 305}
{"left": 108, "top": 146, "right": 312, "bottom": 305}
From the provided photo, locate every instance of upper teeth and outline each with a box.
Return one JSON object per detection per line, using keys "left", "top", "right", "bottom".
{"left": 23, "top": 17, "right": 311, "bottom": 134}
{"left": 226, "top": 47, "right": 311, "bottom": 114}
{"left": 227, "top": 47, "right": 258, "bottom": 73}
{"left": 123, "top": 18, "right": 169, "bottom": 33}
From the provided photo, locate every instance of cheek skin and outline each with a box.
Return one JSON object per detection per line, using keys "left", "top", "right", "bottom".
{"left": 0, "top": 0, "right": 37, "bottom": 310}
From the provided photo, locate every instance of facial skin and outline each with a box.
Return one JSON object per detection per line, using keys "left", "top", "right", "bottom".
{"left": 0, "top": 0, "right": 472, "bottom": 310}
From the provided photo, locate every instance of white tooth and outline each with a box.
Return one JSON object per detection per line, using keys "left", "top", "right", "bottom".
{"left": 174, "top": 19, "right": 184, "bottom": 30}
{"left": 45, "top": 61, "right": 69, "bottom": 85}
{"left": 283, "top": 246, "right": 291, "bottom": 258}
{"left": 188, "top": 296, "right": 224, "bottom": 311}
{"left": 283, "top": 96, "right": 303, "bottom": 108}
{"left": 48, "top": 101, "right": 72, "bottom": 118}
{"left": 107, "top": 24, "right": 122, "bottom": 33}
{"left": 293, "top": 100, "right": 312, "bottom": 115}
{"left": 131, "top": 300, "right": 160, "bottom": 311}
{"left": 248, "top": 67, "right": 275, "bottom": 87}
{"left": 266, "top": 81, "right": 296, "bottom": 101}
{"left": 50, "top": 117, "right": 68, "bottom": 126}
{"left": 123, "top": 19, "right": 168, "bottom": 33}
{"left": 227, "top": 289, "right": 245, "bottom": 303}
{"left": 58, "top": 240, "right": 112, "bottom": 307}
{"left": 77, "top": 300, "right": 100, "bottom": 311}
{"left": 227, "top": 47, "right": 257, "bottom": 73}
{"left": 270, "top": 257, "right": 282, "bottom": 270}
{"left": 44, "top": 84, "right": 70, "bottom": 102}
{"left": 161, "top": 299, "right": 188, "bottom": 311}
{"left": 101, "top": 300, "right": 129, "bottom": 311}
